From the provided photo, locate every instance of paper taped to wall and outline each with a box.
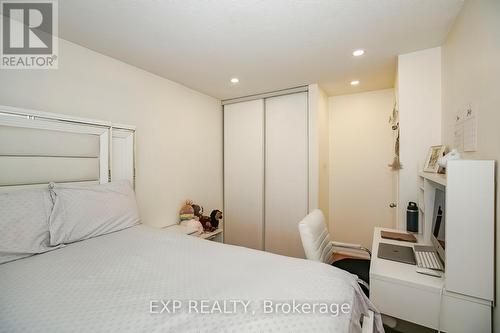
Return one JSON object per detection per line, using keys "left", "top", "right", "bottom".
{"left": 454, "top": 105, "right": 477, "bottom": 152}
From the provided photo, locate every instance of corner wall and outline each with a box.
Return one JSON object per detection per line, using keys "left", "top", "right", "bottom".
{"left": 397, "top": 47, "right": 442, "bottom": 230}
{"left": 441, "top": 0, "right": 500, "bottom": 327}
{"left": 0, "top": 38, "right": 223, "bottom": 228}
{"left": 308, "top": 84, "right": 330, "bottom": 223}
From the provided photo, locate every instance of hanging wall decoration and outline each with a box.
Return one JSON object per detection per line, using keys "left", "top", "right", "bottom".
{"left": 388, "top": 102, "right": 402, "bottom": 170}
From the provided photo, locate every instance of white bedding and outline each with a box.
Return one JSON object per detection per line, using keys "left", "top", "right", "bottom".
{"left": 0, "top": 225, "right": 383, "bottom": 333}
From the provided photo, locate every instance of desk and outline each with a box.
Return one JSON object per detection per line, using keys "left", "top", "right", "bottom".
{"left": 370, "top": 227, "right": 491, "bottom": 332}
{"left": 370, "top": 227, "right": 444, "bottom": 329}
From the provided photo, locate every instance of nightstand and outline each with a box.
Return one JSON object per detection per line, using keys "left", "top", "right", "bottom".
{"left": 164, "top": 224, "right": 224, "bottom": 243}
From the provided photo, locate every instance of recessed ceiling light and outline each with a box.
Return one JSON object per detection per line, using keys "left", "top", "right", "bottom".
{"left": 350, "top": 80, "right": 360, "bottom": 86}
{"left": 352, "top": 49, "right": 365, "bottom": 57}
{"left": 230, "top": 77, "right": 239, "bottom": 84}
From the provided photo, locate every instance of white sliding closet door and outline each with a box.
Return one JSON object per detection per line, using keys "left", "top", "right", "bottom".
{"left": 265, "top": 92, "right": 308, "bottom": 258}
{"left": 224, "top": 99, "right": 264, "bottom": 250}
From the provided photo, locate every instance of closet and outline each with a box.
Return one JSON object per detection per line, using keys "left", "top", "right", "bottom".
{"left": 224, "top": 90, "right": 308, "bottom": 258}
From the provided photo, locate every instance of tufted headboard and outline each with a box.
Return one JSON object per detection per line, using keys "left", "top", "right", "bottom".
{"left": 0, "top": 105, "right": 135, "bottom": 191}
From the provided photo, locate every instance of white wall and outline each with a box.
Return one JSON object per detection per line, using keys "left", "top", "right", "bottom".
{"left": 441, "top": 0, "right": 500, "bottom": 327}
{"left": 0, "top": 38, "right": 223, "bottom": 228}
{"left": 308, "top": 84, "right": 330, "bottom": 222}
{"left": 329, "top": 89, "right": 395, "bottom": 249}
{"left": 397, "top": 47, "right": 442, "bottom": 230}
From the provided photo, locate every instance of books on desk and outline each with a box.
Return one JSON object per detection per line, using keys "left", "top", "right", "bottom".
{"left": 381, "top": 230, "right": 417, "bottom": 243}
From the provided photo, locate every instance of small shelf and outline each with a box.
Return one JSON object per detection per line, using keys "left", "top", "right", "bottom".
{"left": 418, "top": 171, "right": 447, "bottom": 186}
{"left": 200, "top": 228, "right": 223, "bottom": 240}
{"left": 163, "top": 224, "right": 224, "bottom": 243}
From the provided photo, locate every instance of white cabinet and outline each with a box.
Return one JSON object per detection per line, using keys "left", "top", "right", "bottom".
{"left": 445, "top": 160, "right": 494, "bottom": 301}
{"left": 418, "top": 161, "right": 494, "bottom": 303}
{"left": 371, "top": 160, "right": 495, "bottom": 332}
{"left": 224, "top": 92, "right": 309, "bottom": 258}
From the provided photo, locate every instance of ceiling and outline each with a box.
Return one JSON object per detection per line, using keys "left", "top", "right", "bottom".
{"left": 59, "top": 0, "right": 463, "bottom": 100}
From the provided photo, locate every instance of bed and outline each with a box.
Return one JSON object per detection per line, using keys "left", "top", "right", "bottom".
{"left": 0, "top": 106, "right": 382, "bottom": 332}
{"left": 0, "top": 225, "right": 382, "bottom": 332}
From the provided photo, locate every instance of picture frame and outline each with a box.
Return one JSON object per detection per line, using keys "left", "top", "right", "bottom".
{"left": 424, "top": 145, "right": 446, "bottom": 173}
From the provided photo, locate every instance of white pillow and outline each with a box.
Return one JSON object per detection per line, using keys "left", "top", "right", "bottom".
{"left": 48, "top": 181, "right": 140, "bottom": 245}
{"left": 0, "top": 187, "right": 54, "bottom": 264}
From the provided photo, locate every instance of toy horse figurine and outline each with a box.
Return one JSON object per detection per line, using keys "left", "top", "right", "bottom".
{"left": 210, "top": 210, "right": 223, "bottom": 229}
{"left": 199, "top": 210, "right": 223, "bottom": 232}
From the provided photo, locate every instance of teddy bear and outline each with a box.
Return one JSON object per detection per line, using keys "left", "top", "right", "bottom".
{"left": 191, "top": 203, "right": 204, "bottom": 220}
{"left": 179, "top": 200, "right": 195, "bottom": 222}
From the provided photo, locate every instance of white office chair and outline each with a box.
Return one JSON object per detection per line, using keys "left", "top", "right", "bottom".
{"left": 298, "top": 209, "right": 371, "bottom": 295}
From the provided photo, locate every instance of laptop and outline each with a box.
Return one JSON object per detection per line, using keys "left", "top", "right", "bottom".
{"left": 414, "top": 245, "right": 444, "bottom": 271}
{"left": 377, "top": 243, "right": 416, "bottom": 265}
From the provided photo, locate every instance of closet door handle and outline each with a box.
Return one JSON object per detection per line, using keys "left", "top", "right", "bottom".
{"left": 389, "top": 203, "right": 397, "bottom": 208}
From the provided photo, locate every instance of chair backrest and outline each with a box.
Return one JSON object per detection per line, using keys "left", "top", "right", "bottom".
{"left": 298, "top": 209, "right": 334, "bottom": 264}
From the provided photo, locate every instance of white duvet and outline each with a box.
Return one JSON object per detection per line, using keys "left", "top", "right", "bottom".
{"left": 0, "top": 225, "right": 383, "bottom": 333}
